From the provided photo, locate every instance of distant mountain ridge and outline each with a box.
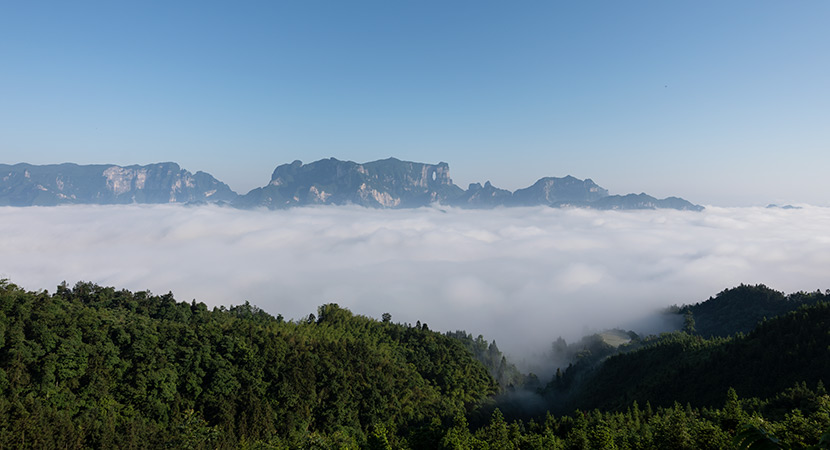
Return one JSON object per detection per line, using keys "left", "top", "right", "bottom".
{"left": 0, "top": 162, "right": 237, "bottom": 206}
{"left": 236, "top": 157, "right": 704, "bottom": 211}
{"left": 234, "top": 158, "right": 464, "bottom": 209}
{"left": 0, "top": 158, "right": 703, "bottom": 210}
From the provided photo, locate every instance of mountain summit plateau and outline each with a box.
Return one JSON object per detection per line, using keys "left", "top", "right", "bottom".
{"left": 235, "top": 157, "right": 703, "bottom": 211}
{"left": 0, "top": 158, "right": 703, "bottom": 211}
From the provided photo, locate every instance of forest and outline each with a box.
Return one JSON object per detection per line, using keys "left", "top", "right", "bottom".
{"left": 0, "top": 278, "right": 828, "bottom": 448}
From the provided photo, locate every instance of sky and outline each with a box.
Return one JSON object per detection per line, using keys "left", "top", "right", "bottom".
{"left": 1, "top": 1, "right": 829, "bottom": 206}
{"left": 3, "top": 204, "right": 830, "bottom": 359}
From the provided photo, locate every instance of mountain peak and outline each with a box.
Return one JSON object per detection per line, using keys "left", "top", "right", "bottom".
{"left": 0, "top": 162, "right": 237, "bottom": 206}
{"left": 0, "top": 158, "right": 703, "bottom": 211}
{"left": 237, "top": 157, "right": 701, "bottom": 211}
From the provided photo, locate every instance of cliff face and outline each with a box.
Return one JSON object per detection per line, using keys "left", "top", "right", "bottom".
{"left": 235, "top": 157, "right": 704, "bottom": 211}
{"left": 512, "top": 176, "right": 609, "bottom": 206}
{"left": 0, "top": 163, "right": 237, "bottom": 206}
{"left": 235, "top": 157, "right": 463, "bottom": 209}
{"left": 454, "top": 181, "right": 513, "bottom": 208}
{"left": 0, "top": 158, "right": 704, "bottom": 211}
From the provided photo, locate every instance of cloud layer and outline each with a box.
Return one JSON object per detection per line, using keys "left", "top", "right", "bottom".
{"left": 2, "top": 204, "right": 829, "bottom": 356}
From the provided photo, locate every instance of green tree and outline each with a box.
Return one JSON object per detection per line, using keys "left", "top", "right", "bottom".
{"left": 683, "top": 310, "right": 696, "bottom": 334}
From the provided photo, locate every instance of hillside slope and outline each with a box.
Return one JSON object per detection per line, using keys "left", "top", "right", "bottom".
{"left": 566, "top": 301, "right": 830, "bottom": 412}
{"left": 0, "top": 280, "right": 496, "bottom": 448}
{"left": 0, "top": 163, "right": 237, "bottom": 206}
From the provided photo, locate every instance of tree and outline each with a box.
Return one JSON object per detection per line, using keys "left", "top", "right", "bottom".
{"left": 367, "top": 424, "right": 392, "bottom": 450}
{"left": 722, "top": 387, "right": 744, "bottom": 432}
{"left": 683, "top": 310, "right": 696, "bottom": 334}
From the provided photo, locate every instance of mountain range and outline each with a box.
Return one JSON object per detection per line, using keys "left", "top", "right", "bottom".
{"left": 0, "top": 158, "right": 703, "bottom": 210}
{"left": 0, "top": 162, "right": 237, "bottom": 206}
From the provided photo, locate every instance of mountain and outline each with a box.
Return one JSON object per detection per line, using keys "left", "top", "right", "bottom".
{"left": 540, "top": 285, "right": 830, "bottom": 415}
{"left": 566, "top": 300, "right": 830, "bottom": 412}
{"left": 234, "top": 157, "right": 463, "bottom": 209}
{"left": 0, "top": 162, "right": 238, "bottom": 206}
{"left": 236, "top": 157, "right": 704, "bottom": 211}
{"left": 511, "top": 175, "right": 608, "bottom": 206}
{"left": 0, "top": 158, "right": 703, "bottom": 210}
{"left": 679, "top": 284, "right": 827, "bottom": 338}
{"left": 454, "top": 181, "right": 514, "bottom": 208}
{"left": 590, "top": 193, "right": 704, "bottom": 211}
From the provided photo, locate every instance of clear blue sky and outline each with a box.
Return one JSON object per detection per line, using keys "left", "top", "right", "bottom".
{"left": 1, "top": 1, "right": 828, "bottom": 206}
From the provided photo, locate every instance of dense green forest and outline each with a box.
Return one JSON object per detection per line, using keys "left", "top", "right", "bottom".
{"left": 0, "top": 279, "right": 495, "bottom": 448}
{"left": 679, "top": 284, "right": 828, "bottom": 338}
{"left": 553, "top": 301, "right": 830, "bottom": 412}
{"left": 1, "top": 279, "right": 828, "bottom": 448}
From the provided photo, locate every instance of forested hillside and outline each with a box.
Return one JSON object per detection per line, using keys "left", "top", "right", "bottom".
{"left": 560, "top": 301, "right": 830, "bottom": 412}
{"left": 1, "top": 279, "right": 828, "bottom": 448}
{"left": 680, "top": 284, "right": 828, "bottom": 338}
{"left": 0, "top": 280, "right": 495, "bottom": 448}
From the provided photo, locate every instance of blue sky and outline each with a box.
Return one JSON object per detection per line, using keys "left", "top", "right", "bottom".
{"left": 1, "top": 1, "right": 828, "bottom": 206}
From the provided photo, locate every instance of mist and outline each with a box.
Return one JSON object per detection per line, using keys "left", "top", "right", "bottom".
{"left": 2, "top": 204, "right": 829, "bottom": 357}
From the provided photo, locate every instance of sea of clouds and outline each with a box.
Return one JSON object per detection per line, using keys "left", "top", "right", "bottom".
{"left": 2, "top": 204, "right": 829, "bottom": 357}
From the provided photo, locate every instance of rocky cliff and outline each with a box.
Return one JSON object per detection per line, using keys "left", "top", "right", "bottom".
{"left": 0, "top": 162, "right": 237, "bottom": 206}
{"left": 234, "top": 157, "right": 464, "bottom": 209}
{"left": 235, "top": 157, "right": 704, "bottom": 211}
{"left": 0, "top": 158, "right": 704, "bottom": 211}
{"left": 511, "top": 176, "right": 609, "bottom": 206}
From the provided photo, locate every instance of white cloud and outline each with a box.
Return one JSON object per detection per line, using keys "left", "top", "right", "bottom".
{"left": 1, "top": 204, "right": 829, "bottom": 357}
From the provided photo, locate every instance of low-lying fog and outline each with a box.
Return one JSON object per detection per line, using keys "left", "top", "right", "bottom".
{"left": 2, "top": 204, "right": 829, "bottom": 358}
